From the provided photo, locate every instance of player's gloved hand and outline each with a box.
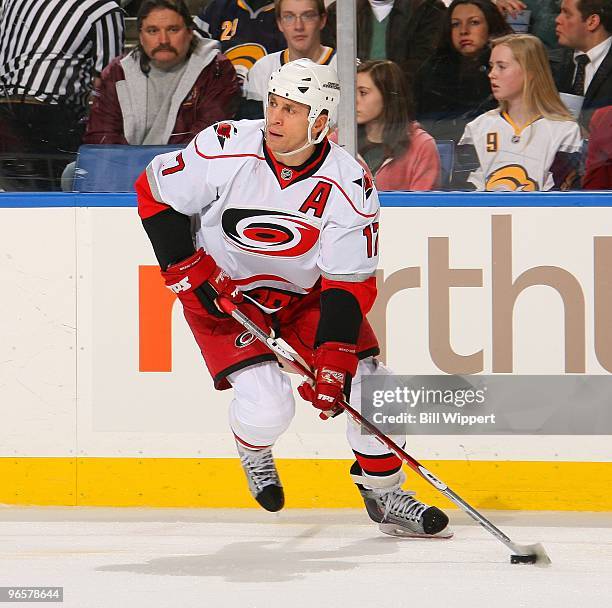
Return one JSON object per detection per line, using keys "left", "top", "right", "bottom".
{"left": 161, "top": 248, "right": 242, "bottom": 318}
{"left": 298, "top": 342, "right": 358, "bottom": 419}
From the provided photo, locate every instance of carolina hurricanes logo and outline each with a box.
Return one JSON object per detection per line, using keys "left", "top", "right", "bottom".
{"left": 222, "top": 208, "right": 320, "bottom": 257}
{"left": 235, "top": 330, "right": 256, "bottom": 348}
{"left": 353, "top": 172, "right": 374, "bottom": 200}
{"left": 215, "top": 122, "right": 236, "bottom": 149}
{"left": 363, "top": 172, "right": 373, "bottom": 196}
{"left": 280, "top": 168, "right": 293, "bottom": 181}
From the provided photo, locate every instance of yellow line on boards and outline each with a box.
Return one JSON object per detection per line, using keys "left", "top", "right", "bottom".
{"left": 0, "top": 458, "right": 610, "bottom": 511}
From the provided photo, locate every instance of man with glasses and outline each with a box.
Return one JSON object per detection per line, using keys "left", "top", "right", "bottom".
{"left": 241, "top": 0, "right": 335, "bottom": 118}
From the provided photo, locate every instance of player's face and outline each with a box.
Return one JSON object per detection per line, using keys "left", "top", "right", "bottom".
{"left": 356, "top": 71, "right": 384, "bottom": 126}
{"left": 140, "top": 8, "right": 193, "bottom": 70}
{"left": 488, "top": 44, "right": 525, "bottom": 106}
{"left": 265, "top": 93, "right": 312, "bottom": 151}
{"left": 277, "top": 0, "right": 326, "bottom": 56}
{"left": 450, "top": 4, "right": 490, "bottom": 58}
{"left": 556, "top": 0, "right": 589, "bottom": 51}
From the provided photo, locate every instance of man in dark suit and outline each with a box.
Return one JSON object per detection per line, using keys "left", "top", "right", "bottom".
{"left": 550, "top": 0, "right": 612, "bottom": 128}
{"left": 321, "top": 0, "right": 446, "bottom": 89}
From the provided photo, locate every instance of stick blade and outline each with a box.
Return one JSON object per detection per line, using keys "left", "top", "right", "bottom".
{"left": 510, "top": 542, "right": 552, "bottom": 567}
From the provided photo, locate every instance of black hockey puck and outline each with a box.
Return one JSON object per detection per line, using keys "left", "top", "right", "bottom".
{"left": 511, "top": 554, "right": 537, "bottom": 564}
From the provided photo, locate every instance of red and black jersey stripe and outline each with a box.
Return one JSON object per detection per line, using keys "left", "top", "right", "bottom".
{"left": 353, "top": 448, "right": 405, "bottom": 477}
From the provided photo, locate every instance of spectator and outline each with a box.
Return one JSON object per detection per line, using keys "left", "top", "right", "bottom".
{"left": 0, "top": 0, "right": 125, "bottom": 190}
{"left": 494, "top": 0, "right": 560, "bottom": 49}
{"left": 583, "top": 105, "right": 612, "bottom": 188}
{"left": 454, "top": 34, "right": 583, "bottom": 191}
{"left": 242, "top": 0, "right": 335, "bottom": 118}
{"left": 415, "top": 0, "right": 512, "bottom": 142}
{"left": 84, "top": 0, "right": 241, "bottom": 145}
{"left": 332, "top": 60, "right": 441, "bottom": 191}
{"left": 550, "top": 0, "right": 612, "bottom": 128}
{"left": 195, "top": 0, "right": 286, "bottom": 83}
{"left": 322, "top": 0, "right": 446, "bottom": 88}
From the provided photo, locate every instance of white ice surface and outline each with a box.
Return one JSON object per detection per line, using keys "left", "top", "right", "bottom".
{"left": 0, "top": 507, "right": 611, "bottom": 608}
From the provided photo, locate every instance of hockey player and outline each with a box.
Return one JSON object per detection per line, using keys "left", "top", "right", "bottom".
{"left": 135, "top": 58, "right": 451, "bottom": 538}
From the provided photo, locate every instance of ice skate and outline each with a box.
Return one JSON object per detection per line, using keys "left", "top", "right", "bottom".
{"left": 351, "top": 462, "right": 452, "bottom": 538}
{"left": 236, "top": 441, "right": 284, "bottom": 512}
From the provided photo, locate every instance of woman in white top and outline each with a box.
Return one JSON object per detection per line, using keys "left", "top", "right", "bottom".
{"left": 454, "top": 33, "right": 583, "bottom": 191}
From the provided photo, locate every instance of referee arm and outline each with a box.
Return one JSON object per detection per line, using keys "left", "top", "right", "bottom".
{"left": 93, "top": 7, "right": 125, "bottom": 78}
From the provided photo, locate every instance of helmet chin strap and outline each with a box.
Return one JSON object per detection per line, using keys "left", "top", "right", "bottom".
{"left": 264, "top": 117, "right": 329, "bottom": 159}
{"left": 269, "top": 138, "right": 314, "bottom": 158}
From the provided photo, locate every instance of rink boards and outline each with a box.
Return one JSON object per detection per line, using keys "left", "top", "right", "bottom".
{"left": 1, "top": 191, "right": 611, "bottom": 510}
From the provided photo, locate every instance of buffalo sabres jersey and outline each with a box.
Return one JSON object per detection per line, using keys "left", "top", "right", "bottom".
{"left": 144, "top": 119, "right": 379, "bottom": 310}
{"left": 245, "top": 47, "right": 337, "bottom": 102}
{"left": 458, "top": 110, "right": 583, "bottom": 191}
{"left": 195, "top": 0, "right": 286, "bottom": 82}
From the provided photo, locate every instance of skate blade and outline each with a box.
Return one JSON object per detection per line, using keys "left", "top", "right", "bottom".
{"left": 379, "top": 523, "right": 454, "bottom": 539}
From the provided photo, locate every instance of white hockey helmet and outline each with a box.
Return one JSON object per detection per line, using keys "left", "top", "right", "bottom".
{"left": 266, "top": 58, "right": 340, "bottom": 145}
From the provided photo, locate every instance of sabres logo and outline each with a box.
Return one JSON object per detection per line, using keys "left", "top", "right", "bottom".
{"left": 224, "top": 43, "right": 267, "bottom": 81}
{"left": 222, "top": 208, "right": 320, "bottom": 257}
{"left": 215, "top": 122, "right": 237, "bottom": 149}
{"left": 486, "top": 164, "right": 539, "bottom": 191}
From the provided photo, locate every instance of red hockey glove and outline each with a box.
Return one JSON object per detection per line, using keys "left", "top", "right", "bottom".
{"left": 298, "top": 342, "right": 359, "bottom": 419}
{"left": 161, "top": 249, "right": 242, "bottom": 318}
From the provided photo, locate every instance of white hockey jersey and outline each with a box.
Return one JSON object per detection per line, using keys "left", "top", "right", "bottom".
{"left": 458, "top": 110, "right": 583, "bottom": 191}
{"left": 244, "top": 47, "right": 337, "bottom": 102}
{"left": 145, "top": 119, "right": 379, "bottom": 307}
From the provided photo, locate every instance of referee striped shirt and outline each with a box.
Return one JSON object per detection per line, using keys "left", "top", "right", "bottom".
{"left": 0, "top": 0, "right": 124, "bottom": 108}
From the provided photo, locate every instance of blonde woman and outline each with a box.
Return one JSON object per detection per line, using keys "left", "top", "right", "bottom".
{"left": 453, "top": 34, "right": 583, "bottom": 191}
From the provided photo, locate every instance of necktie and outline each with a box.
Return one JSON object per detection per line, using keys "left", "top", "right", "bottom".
{"left": 571, "top": 54, "right": 590, "bottom": 96}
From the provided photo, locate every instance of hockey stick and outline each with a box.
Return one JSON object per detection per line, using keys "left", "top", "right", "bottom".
{"left": 217, "top": 297, "right": 552, "bottom": 566}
